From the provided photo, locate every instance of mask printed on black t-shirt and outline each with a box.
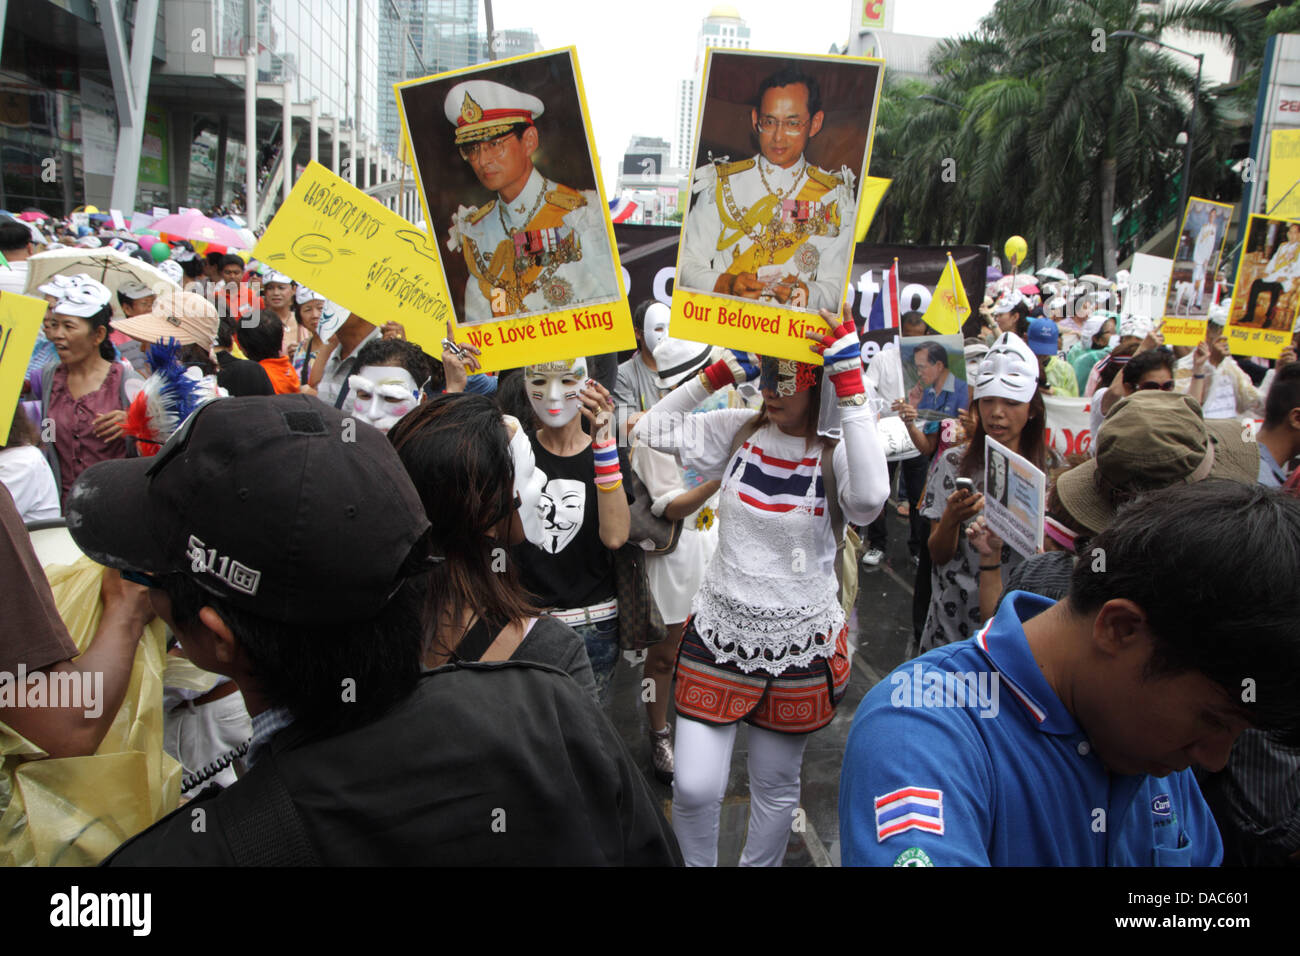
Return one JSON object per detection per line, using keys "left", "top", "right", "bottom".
{"left": 539, "top": 477, "right": 586, "bottom": 553}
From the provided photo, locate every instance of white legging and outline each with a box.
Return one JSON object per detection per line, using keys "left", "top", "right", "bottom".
{"left": 672, "top": 717, "right": 810, "bottom": 867}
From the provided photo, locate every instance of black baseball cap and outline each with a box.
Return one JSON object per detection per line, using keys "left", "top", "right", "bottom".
{"left": 66, "top": 395, "right": 433, "bottom": 623}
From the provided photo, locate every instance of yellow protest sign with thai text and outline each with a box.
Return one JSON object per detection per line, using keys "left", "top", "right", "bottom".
{"left": 255, "top": 162, "right": 455, "bottom": 363}
{"left": 0, "top": 291, "right": 46, "bottom": 448}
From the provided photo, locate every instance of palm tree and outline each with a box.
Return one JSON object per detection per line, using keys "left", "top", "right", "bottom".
{"left": 871, "top": 0, "right": 1259, "bottom": 275}
{"left": 1023, "top": 0, "right": 1256, "bottom": 275}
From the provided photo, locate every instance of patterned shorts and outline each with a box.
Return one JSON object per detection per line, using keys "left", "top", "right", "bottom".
{"left": 673, "top": 618, "right": 850, "bottom": 735}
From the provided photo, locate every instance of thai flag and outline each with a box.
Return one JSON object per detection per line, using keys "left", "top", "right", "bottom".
{"left": 609, "top": 198, "right": 638, "bottom": 223}
{"left": 875, "top": 786, "right": 944, "bottom": 842}
{"left": 867, "top": 259, "right": 900, "bottom": 331}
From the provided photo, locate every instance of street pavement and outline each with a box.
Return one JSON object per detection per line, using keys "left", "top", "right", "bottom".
{"left": 608, "top": 501, "right": 921, "bottom": 866}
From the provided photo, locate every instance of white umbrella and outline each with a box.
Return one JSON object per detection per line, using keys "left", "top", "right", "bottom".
{"left": 1036, "top": 267, "right": 1068, "bottom": 282}
{"left": 24, "top": 248, "right": 182, "bottom": 318}
{"left": 1077, "top": 273, "right": 1111, "bottom": 287}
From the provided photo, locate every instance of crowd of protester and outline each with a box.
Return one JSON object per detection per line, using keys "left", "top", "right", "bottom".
{"left": 2, "top": 209, "right": 1300, "bottom": 868}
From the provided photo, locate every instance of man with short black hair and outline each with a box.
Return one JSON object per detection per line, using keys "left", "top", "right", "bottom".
{"left": 1256, "top": 364, "right": 1300, "bottom": 487}
{"left": 0, "top": 215, "right": 37, "bottom": 295}
{"left": 65, "top": 395, "right": 679, "bottom": 865}
{"left": 236, "top": 311, "right": 298, "bottom": 394}
{"left": 841, "top": 480, "right": 1300, "bottom": 866}
{"left": 218, "top": 254, "right": 245, "bottom": 286}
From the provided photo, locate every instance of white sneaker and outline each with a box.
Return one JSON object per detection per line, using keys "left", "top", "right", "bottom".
{"left": 861, "top": 548, "right": 884, "bottom": 567}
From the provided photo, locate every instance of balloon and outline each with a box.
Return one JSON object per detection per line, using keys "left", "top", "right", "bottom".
{"left": 150, "top": 242, "right": 171, "bottom": 263}
{"left": 1004, "top": 235, "right": 1028, "bottom": 265}
{"left": 84, "top": 205, "right": 99, "bottom": 214}
{"left": 136, "top": 235, "right": 156, "bottom": 250}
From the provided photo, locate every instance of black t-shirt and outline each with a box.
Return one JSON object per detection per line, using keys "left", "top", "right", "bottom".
{"left": 512, "top": 434, "right": 632, "bottom": 610}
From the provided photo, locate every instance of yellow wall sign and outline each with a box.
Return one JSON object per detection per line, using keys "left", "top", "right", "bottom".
{"left": 1268, "top": 129, "right": 1300, "bottom": 222}
{"left": 0, "top": 291, "right": 46, "bottom": 448}
{"left": 254, "top": 162, "right": 455, "bottom": 364}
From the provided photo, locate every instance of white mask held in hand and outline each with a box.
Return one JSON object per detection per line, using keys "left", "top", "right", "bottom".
{"left": 348, "top": 365, "right": 420, "bottom": 433}
{"left": 504, "top": 414, "right": 548, "bottom": 546}
{"left": 525, "top": 359, "right": 587, "bottom": 428}
{"left": 643, "top": 302, "right": 670, "bottom": 355}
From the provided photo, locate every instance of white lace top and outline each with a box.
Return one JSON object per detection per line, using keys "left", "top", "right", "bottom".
{"left": 632, "top": 377, "right": 888, "bottom": 675}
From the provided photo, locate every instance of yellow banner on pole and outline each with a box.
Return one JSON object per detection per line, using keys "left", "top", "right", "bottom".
{"left": 0, "top": 291, "right": 46, "bottom": 448}
{"left": 920, "top": 254, "right": 970, "bottom": 335}
{"left": 854, "top": 176, "right": 891, "bottom": 242}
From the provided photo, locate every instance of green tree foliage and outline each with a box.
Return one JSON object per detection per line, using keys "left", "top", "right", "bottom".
{"left": 870, "top": 0, "right": 1261, "bottom": 276}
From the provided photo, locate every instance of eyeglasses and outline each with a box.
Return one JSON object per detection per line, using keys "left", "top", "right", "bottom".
{"left": 756, "top": 116, "right": 809, "bottom": 134}
{"left": 1135, "top": 380, "right": 1175, "bottom": 392}
{"left": 458, "top": 132, "right": 515, "bottom": 162}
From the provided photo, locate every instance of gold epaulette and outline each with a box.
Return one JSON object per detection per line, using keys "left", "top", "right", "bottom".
{"left": 805, "top": 166, "right": 844, "bottom": 190}
{"left": 467, "top": 200, "right": 496, "bottom": 225}
{"left": 545, "top": 188, "right": 586, "bottom": 211}
{"left": 717, "top": 158, "right": 756, "bottom": 178}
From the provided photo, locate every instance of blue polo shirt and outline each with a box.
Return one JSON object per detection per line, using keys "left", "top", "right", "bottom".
{"left": 839, "top": 592, "right": 1223, "bottom": 866}
{"left": 916, "top": 372, "right": 969, "bottom": 435}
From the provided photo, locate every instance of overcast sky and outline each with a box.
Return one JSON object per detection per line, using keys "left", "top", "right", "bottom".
{"left": 479, "top": 0, "right": 998, "bottom": 194}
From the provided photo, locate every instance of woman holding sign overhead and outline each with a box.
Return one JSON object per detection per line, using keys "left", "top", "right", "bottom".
{"left": 631, "top": 306, "right": 888, "bottom": 867}
{"left": 918, "top": 331, "right": 1057, "bottom": 653}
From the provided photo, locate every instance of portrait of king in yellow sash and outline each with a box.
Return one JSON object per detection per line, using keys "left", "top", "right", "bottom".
{"left": 442, "top": 78, "right": 620, "bottom": 323}
{"left": 679, "top": 65, "right": 857, "bottom": 312}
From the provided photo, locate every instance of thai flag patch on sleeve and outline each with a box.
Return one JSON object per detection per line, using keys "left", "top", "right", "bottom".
{"left": 875, "top": 787, "right": 944, "bottom": 842}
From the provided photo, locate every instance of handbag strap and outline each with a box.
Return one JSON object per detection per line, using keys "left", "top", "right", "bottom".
{"left": 453, "top": 615, "right": 506, "bottom": 663}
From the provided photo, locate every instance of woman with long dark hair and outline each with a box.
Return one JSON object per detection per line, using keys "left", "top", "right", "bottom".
{"left": 918, "top": 332, "right": 1056, "bottom": 652}
{"left": 632, "top": 308, "right": 889, "bottom": 866}
{"left": 388, "top": 392, "right": 596, "bottom": 697}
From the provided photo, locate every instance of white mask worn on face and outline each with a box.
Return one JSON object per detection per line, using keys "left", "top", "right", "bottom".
{"left": 503, "top": 414, "right": 548, "bottom": 546}
{"left": 643, "top": 301, "right": 670, "bottom": 356}
{"left": 525, "top": 359, "right": 587, "bottom": 428}
{"left": 349, "top": 365, "right": 420, "bottom": 433}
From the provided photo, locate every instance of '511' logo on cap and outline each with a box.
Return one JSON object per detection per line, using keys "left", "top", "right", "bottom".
{"left": 187, "top": 534, "right": 262, "bottom": 596}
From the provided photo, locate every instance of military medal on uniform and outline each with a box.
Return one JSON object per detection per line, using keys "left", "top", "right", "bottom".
{"left": 461, "top": 179, "right": 586, "bottom": 315}
{"left": 715, "top": 157, "right": 840, "bottom": 274}
{"left": 444, "top": 81, "right": 592, "bottom": 318}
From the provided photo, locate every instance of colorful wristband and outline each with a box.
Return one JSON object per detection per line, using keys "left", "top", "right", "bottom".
{"left": 596, "top": 477, "right": 623, "bottom": 492}
{"left": 702, "top": 360, "right": 734, "bottom": 393}
{"left": 592, "top": 440, "right": 619, "bottom": 479}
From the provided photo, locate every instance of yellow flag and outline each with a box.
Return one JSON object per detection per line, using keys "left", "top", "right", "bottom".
{"left": 921, "top": 254, "right": 970, "bottom": 335}
{"left": 854, "top": 177, "right": 892, "bottom": 242}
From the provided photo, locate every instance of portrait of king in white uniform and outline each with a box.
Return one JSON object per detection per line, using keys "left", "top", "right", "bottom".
{"left": 678, "top": 55, "right": 878, "bottom": 312}
{"left": 397, "top": 52, "right": 622, "bottom": 327}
